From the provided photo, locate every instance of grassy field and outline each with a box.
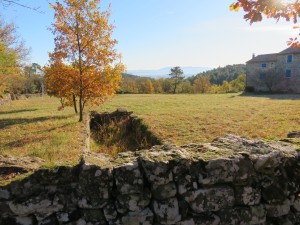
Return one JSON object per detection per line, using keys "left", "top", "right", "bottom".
{"left": 1, "top": 93, "right": 300, "bottom": 163}
{"left": 0, "top": 96, "right": 82, "bottom": 165}
{"left": 97, "top": 93, "right": 300, "bottom": 145}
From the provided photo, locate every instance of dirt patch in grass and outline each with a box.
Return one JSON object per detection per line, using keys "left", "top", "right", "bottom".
{"left": 90, "top": 109, "right": 162, "bottom": 156}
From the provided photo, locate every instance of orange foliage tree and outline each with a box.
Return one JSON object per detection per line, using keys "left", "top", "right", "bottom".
{"left": 193, "top": 76, "right": 211, "bottom": 93}
{"left": 46, "top": 0, "right": 124, "bottom": 121}
{"left": 44, "top": 61, "right": 78, "bottom": 111}
{"left": 230, "top": 0, "right": 300, "bottom": 47}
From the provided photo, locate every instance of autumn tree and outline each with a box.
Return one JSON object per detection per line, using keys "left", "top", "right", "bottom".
{"left": 121, "top": 77, "right": 139, "bottom": 93}
{"left": 145, "top": 79, "right": 154, "bottom": 94}
{"left": 193, "top": 76, "right": 211, "bottom": 93}
{"left": 153, "top": 78, "right": 164, "bottom": 93}
{"left": 169, "top": 66, "right": 184, "bottom": 94}
{"left": 181, "top": 80, "right": 194, "bottom": 93}
{"left": 47, "top": 0, "right": 124, "bottom": 121}
{"left": 230, "top": 0, "right": 300, "bottom": 47}
{"left": 44, "top": 62, "right": 78, "bottom": 111}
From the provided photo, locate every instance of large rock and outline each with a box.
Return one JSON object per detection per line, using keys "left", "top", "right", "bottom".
{"left": 287, "top": 131, "right": 300, "bottom": 138}
{"left": 152, "top": 198, "right": 181, "bottom": 224}
{"left": 138, "top": 145, "right": 191, "bottom": 187}
{"left": 217, "top": 205, "right": 266, "bottom": 225}
{"left": 121, "top": 208, "right": 154, "bottom": 225}
{"left": 116, "top": 189, "right": 151, "bottom": 212}
{"left": 114, "top": 160, "right": 144, "bottom": 195}
{"left": 193, "top": 214, "right": 220, "bottom": 225}
{"left": 234, "top": 186, "right": 261, "bottom": 206}
{"left": 8, "top": 195, "right": 63, "bottom": 221}
{"left": 78, "top": 159, "right": 113, "bottom": 208}
{"left": 199, "top": 156, "right": 254, "bottom": 185}
{"left": 151, "top": 182, "right": 177, "bottom": 200}
{"left": 265, "top": 199, "right": 291, "bottom": 217}
{"left": 172, "top": 159, "right": 202, "bottom": 195}
{"left": 185, "top": 187, "right": 235, "bottom": 213}
{"left": 81, "top": 209, "right": 107, "bottom": 225}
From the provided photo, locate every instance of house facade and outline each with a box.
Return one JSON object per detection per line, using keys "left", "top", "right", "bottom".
{"left": 246, "top": 47, "right": 300, "bottom": 93}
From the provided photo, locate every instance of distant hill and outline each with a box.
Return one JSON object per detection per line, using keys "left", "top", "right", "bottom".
{"left": 127, "top": 67, "right": 211, "bottom": 78}
{"left": 188, "top": 64, "right": 246, "bottom": 85}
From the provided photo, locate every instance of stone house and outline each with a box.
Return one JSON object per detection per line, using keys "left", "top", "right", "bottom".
{"left": 246, "top": 47, "right": 300, "bottom": 93}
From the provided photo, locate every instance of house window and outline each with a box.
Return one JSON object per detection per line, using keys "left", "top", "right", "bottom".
{"left": 259, "top": 73, "right": 266, "bottom": 80}
{"left": 287, "top": 55, "right": 293, "bottom": 63}
{"left": 285, "top": 69, "right": 292, "bottom": 78}
{"left": 261, "top": 63, "right": 267, "bottom": 68}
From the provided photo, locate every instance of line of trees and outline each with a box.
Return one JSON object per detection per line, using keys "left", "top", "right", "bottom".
{"left": 0, "top": 17, "right": 44, "bottom": 98}
{"left": 119, "top": 65, "right": 246, "bottom": 94}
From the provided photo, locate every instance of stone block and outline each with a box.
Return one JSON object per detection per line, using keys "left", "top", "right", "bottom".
{"left": 151, "top": 182, "right": 177, "bottom": 200}
{"left": 152, "top": 198, "right": 181, "bottom": 224}
{"left": 78, "top": 166, "right": 113, "bottom": 208}
{"left": 140, "top": 160, "right": 173, "bottom": 186}
{"left": 176, "top": 218, "right": 195, "bottom": 225}
{"left": 292, "top": 197, "right": 300, "bottom": 212}
{"left": 114, "top": 161, "right": 144, "bottom": 195}
{"left": 193, "top": 214, "right": 220, "bottom": 225}
{"left": 103, "top": 202, "right": 117, "bottom": 221}
{"left": 116, "top": 189, "right": 151, "bottom": 212}
{"left": 121, "top": 208, "right": 154, "bottom": 225}
{"left": 218, "top": 205, "right": 266, "bottom": 225}
{"left": 9, "top": 196, "right": 63, "bottom": 220}
{"left": 266, "top": 200, "right": 291, "bottom": 217}
{"left": 234, "top": 186, "right": 261, "bottom": 206}
{"left": 199, "top": 156, "right": 254, "bottom": 185}
{"left": 0, "top": 187, "right": 10, "bottom": 200}
{"left": 185, "top": 187, "right": 234, "bottom": 213}
{"left": 81, "top": 209, "right": 106, "bottom": 225}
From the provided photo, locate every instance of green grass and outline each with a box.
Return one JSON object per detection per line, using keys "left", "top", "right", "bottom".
{"left": 95, "top": 93, "right": 300, "bottom": 145}
{"left": 0, "top": 96, "right": 82, "bottom": 165}
{"left": 1, "top": 93, "right": 300, "bottom": 164}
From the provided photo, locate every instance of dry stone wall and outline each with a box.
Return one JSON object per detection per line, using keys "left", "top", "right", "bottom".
{"left": 1, "top": 135, "right": 300, "bottom": 225}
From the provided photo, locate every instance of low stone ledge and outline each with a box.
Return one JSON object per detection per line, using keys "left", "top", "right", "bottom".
{"left": 1, "top": 135, "right": 300, "bottom": 224}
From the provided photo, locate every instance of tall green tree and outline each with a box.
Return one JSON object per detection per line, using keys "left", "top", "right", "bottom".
{"left": 0, "top": 18, "right": 29, "bottom": 96}
{"left": 169, "top": 66, "right": 184, "bottom": 94}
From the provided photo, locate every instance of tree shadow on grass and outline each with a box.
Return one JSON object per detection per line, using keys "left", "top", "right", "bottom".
{"left": 0, "top": 115, "right": 73, "bottom": 129}
{"left": 5, "top": 136, "right": 48, "bottom": 148}
{"left": 0, "top": 109, "right": 38, "bottom": 115}
{"left": 238, "top": 92, "right": 300, "bottom": 100}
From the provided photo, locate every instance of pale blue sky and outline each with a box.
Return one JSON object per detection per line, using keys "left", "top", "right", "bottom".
{"left": 1, "top": 0, "right": 296, "bottom": 70}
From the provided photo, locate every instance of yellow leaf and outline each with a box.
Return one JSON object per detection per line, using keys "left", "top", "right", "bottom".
{"left": 230, "top": 3, "right": 240, "bottom": 12}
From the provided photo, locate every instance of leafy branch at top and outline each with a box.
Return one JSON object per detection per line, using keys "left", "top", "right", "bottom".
{"left": 230, "top": 0, "right": 300, "bottom": 47}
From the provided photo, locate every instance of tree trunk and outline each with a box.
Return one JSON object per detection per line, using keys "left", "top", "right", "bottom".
{"left": 79, "top": 94, "right": 83, "bottom": 122}
{"left": 173, "top": 83, "right": 177, "bottom": 94}
{"left": 73, "top": 94, "right": 78, "bottom": 114}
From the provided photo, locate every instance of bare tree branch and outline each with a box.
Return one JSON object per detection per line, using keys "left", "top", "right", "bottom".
{"left": 1, "top": 0, "right": 44, "bottom": 13}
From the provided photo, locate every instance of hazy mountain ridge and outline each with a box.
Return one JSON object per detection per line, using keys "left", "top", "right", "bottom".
{"left": 127, "top": 67, "right": 211, "bottom": 78}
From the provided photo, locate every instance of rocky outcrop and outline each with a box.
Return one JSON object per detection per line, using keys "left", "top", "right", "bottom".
{"left": 0, "top": 135, "right": 300, "bottom": 224}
